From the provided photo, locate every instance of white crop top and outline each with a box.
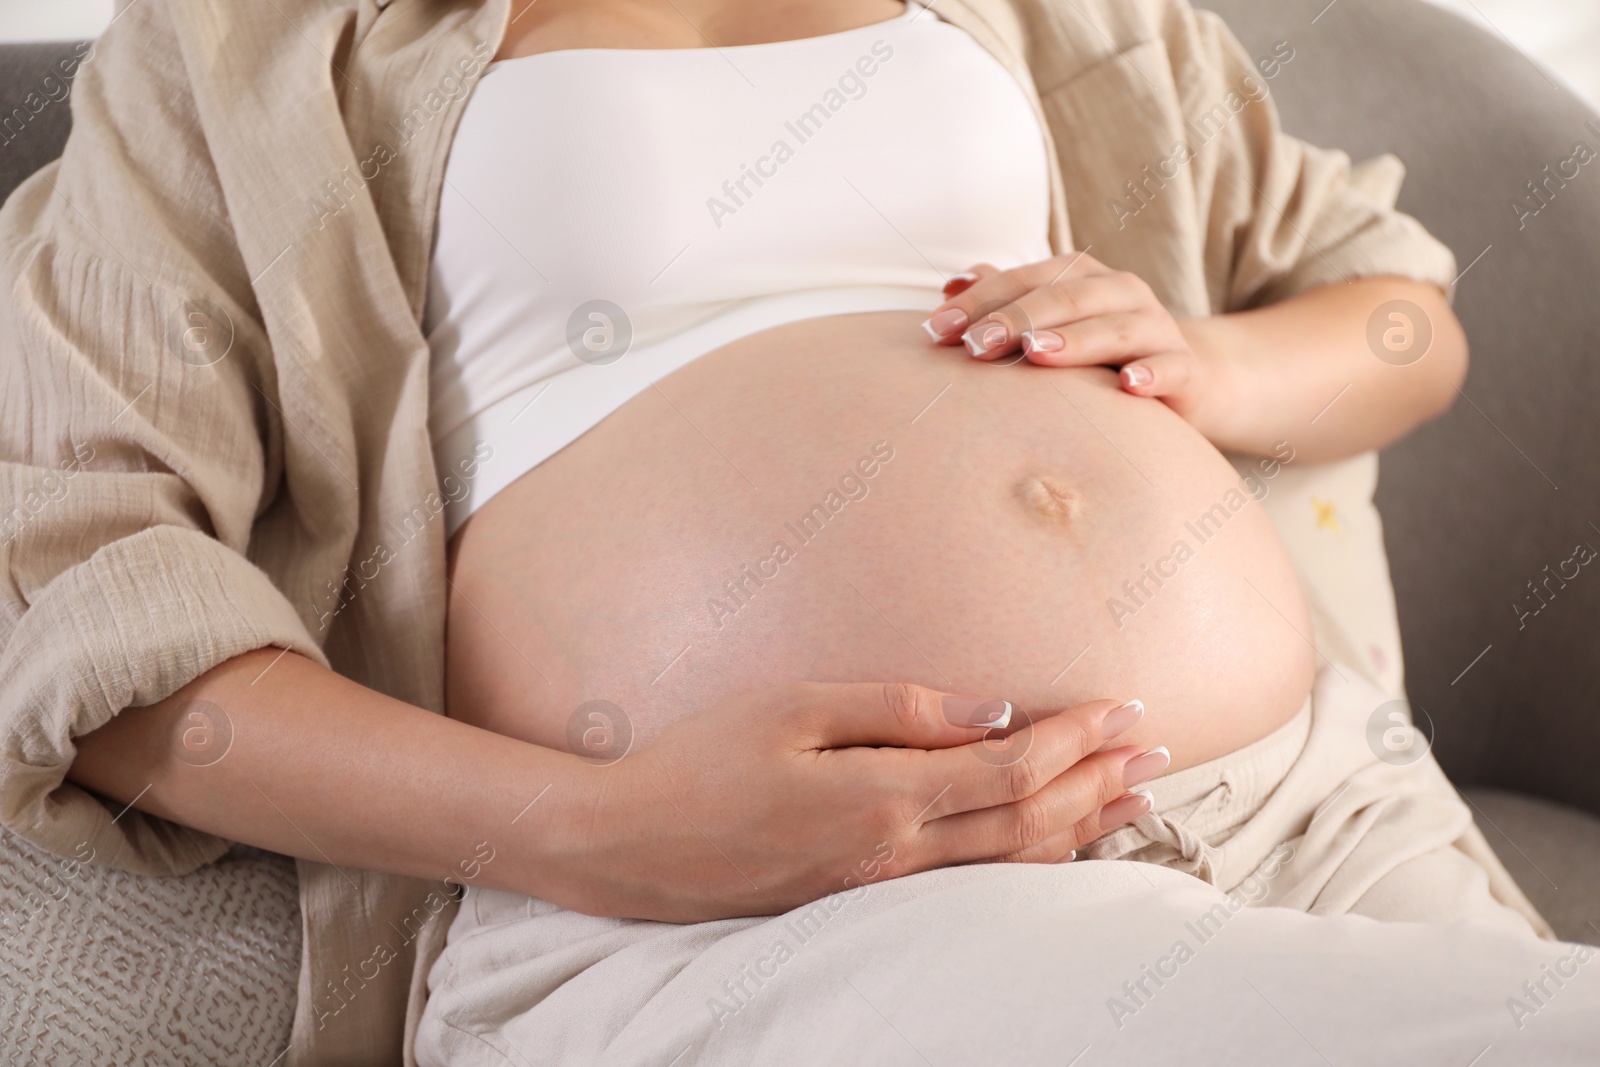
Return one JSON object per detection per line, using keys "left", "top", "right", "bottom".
{"left": 425, "top": 0, "right": 1053, "bottom": 535}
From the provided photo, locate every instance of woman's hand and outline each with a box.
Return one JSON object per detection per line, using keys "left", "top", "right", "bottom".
{"left": 543, "top": 682, "right": 1164, "bottom": 923}
{"left": 920, "top": 255, "right": 1240, "bottom": 440}
{"left": 922, "top": 257, "right": 1468, "bottom": 463}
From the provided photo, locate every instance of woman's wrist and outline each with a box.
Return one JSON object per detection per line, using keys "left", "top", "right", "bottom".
{"left": 492, "top": 734, "right": 692, "bottom": 919}
{"left": 1176, "top": 313, "right": 1272, "bottom": 455}
{"left": 483, "top": 736, "right": 613, "bottom": 908}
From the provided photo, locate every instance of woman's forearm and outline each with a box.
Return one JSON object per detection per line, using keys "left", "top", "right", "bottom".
{"left": 65, "top": 649, "right": 1156, "bottom": 923}
{"left": 67, "top": 648, "right": 587, "bottom": 897}
{"left": 1181, "top": 276, "right": 1468, "bottom": 462}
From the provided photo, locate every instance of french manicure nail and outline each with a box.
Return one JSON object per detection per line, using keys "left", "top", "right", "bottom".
{"left": 1098, "top": 789, "right": 1154, "bottom": 831}
{"left": 1057, "top": 849, "right": 1078, "bottom": 864}
{"left": 941, "top": 695, "right": 1013, "bottom": 729}
{"left": 1100, "top": 699, "right": 1145, "bottom": 740}
{"left": 1122, "top": 746, "right": 1171, "bottom": 789}
{"left": 963, "top": 322, "right": 1009, "bottom": 357}
{"left": 1022, "top": 330, "right": 1064, "bottom": 353}
{"left": 1122, "top": 364, "right": 1154, "bottom": 387}
{"left": 921, "top": 308, "right": 968, "bottom": 339}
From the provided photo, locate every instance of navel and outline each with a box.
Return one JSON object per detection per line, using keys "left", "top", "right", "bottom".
{"left": 1018, "top": 475, "right": 1083, "bottom": 525}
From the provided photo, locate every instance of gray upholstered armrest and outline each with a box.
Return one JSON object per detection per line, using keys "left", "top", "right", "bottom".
{"left": 1204, "top": 0, "right": 1600, "bottom": 814}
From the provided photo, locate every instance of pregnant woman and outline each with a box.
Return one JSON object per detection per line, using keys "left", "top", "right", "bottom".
{"left": 0, "top": 0, "right": 1550, "bottom": 1063}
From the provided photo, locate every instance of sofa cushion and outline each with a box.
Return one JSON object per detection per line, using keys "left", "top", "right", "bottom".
{"left": 0, "top": 827, "right": 298, "bottom": 1063}
{"left": 1466, "top": 787, "right": 1600, "bottom": 945}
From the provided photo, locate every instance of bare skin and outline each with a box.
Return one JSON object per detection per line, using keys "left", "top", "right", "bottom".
{"left": 444, "top": 314, "right": 1316, "bottom": 774}
{"left": 494, "top": 0, "right": 910, "bottom": 60}
{"left": 67, "top": 0, "right": 1466, "bottom": 923}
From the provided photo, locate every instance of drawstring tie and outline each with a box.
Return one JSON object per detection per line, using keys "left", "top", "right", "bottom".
{"left": 1083, "top": 777, "right": 1235, "bottom": 885}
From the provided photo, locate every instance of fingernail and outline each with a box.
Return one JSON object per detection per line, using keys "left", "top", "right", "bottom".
{"left": 1100, "top": 699, "right": 1144, "bottom": 740}
{"left": 1122, "top": 364, "right": 1154, "bottom": 387}
{"left": 921, "top": 308, "right": 968, "bottom": 339}
{"left": 1122, "top": 746, "right": 1170, "bottom": 789}
{"left": 1022, "top": 330, "right": 1064, "bottom": 353}
{"left": 1098, "top": 789, "right": 1154, "bottom": 831}
{"left": 1057, "top": 849, "right": 1078, "bottom": 864}
{"left": 942, "top": 695, "right": 1013, "bottom": 729}
{"left": 942, "top": 272, "right": 978, "bottom": 294}
{"left": 963, "top": 322, "right": 1009, "bottom": 357}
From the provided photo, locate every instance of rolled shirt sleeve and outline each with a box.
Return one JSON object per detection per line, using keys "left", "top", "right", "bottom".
{"left": 1185, "top": 9, "right": 1460, "bottom": 308}
{"left": 1045, "top": 0, "right": 1459, "bottom": 318}
{"left": 0, "top": 527, "right": 327, "bottom": 875}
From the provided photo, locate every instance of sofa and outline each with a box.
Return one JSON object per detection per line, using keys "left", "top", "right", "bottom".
{"left": 1, "top": 0, "right": 1596, "bottom": 1060}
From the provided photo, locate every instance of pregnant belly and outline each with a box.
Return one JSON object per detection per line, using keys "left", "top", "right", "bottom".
{"left": 444, "top": 311, "right": 1315, "bottom": 772}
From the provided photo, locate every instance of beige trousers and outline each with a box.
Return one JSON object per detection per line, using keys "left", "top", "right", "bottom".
{"left": 417, "top": 665, "right": 1568, "bottom": 1066}
{"left": 1083, "top": 665, "right": 1553, "bottom": 939}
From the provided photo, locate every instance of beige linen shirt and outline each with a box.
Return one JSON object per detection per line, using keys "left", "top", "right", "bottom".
{"left": 0, "top": 0, "right": 1456, "bottom": 1062}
